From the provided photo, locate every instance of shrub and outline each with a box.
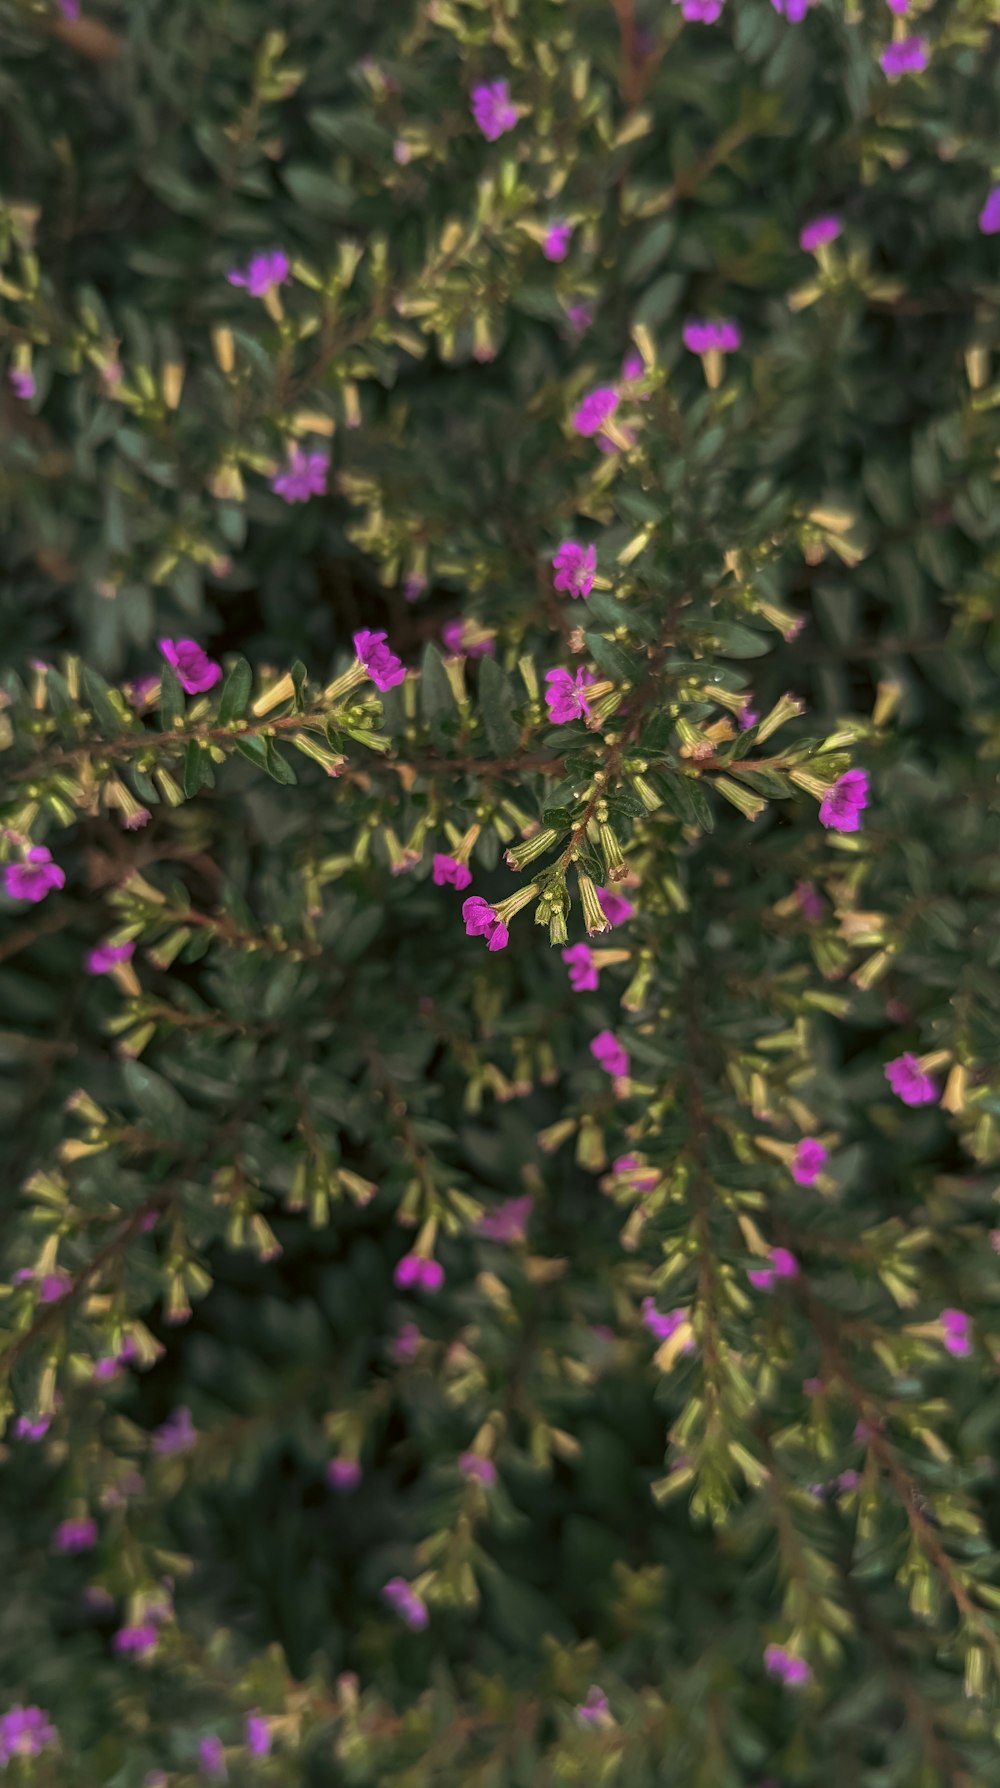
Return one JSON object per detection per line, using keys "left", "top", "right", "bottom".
{"left": 2, "top": 0, "right": 1000, "bottom": 1781}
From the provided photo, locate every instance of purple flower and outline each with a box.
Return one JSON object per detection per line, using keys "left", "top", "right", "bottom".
{"left": 683, "top": 319, "right": 742, "bottom": 354}
{"left": 818, "top": 768, "right": 869, "bottom": 832}
{"left": 198, "top": 1734, "right": 227, "bottom": 1780}
{"left": 441, "top": 619, "right": 494, "bottom": 657}
{"left": 573, "top": 386, "right": 620, "bottom": 437}
{"left": 562, "top": 942, "right": 599, "bottom": 992}
{"left": 86, "top": 940, "right": 135, "bottom": 976}
{"left": 478, "top": 1195, "right": 533, "bottom": 1242}
{"left": 598, "top": 887, "right": 634, "bottom": 927}
{"left": 55, "top": 0, "right": 80, "bottom": 16}
{"left": 641, "top": 1299, "right": 691, "bottom": 1345}
{"left": 39, "top": 1270, "right": 72, "bottom": 1303}
{"left": 979, "top": 187, "right": 1000, "bottom": 236}
{"left": 54, "top": 1516, "right": 98, "bottom": 1553}
{"left": 153, "top": 1406, "right": 196, "bottom": 1456}
{"left": 884, "top": 1053, "right": 937, "bottom": 1107}
{"left": 799, "top": 215, "right": 842, "bottom": 253}
{"left": 270, "top": 446, "right": 328, "bottom": 504}
{"left": 748, "top": 1248, "right": 799, "bottom": 1292}
{"left": 226, "top": 250, "right": 289, "bottom": 298}
{"left": 459, "top": 1452, "right": 497, "bottom": 1485}
{"left": 395, "top": 1253, "right": 444, "bottom": 1293}
{"left": 326, "top": 1458, "right": 362, "bottom": 1492}
{"left": 791, "top": 1138, "right": 827, "bottom": 1186}
{"left": 576, "top": 1686, "right": 610, "bottom": 1724}
{"left": 886, "top": 0, "right": 909, "bottom": 9}
{"left": 403, "top": 572, "right": 427, "bottom": 602}
{"left": 544, "top": 666, "right": 596, "bottom": 724}
{"left": 771, "top": 0, "right": 810, "bottom": 16}
{"left": 941, "top": 1308, "right": 971, "bottom": 1357}
{"left": 462, "top": 895, "right": 509, "bottom": 951}
{"left": 795, "top": 880, "right": 824, "bottom": 921}
{"left": 14, "top": 1414, "right": 51, "bottom": 1441}
{"left": 354, "top": 628, "right": 406, "bottom": 692}
{"left": 565, "top": 300, "right": 593, "bottom": 337}
{"left": 614, "top": 1154, "right": 659, "bottom": 1191}
{"left": 470, "top": 81, "right": 518, "bottom": 142}
{"left": 0, "top": 1707, "right": 57, "bottom": 1763}
{"left": 543, "top": 222, "right": 573, "bottom": 262}
{"left": 245, "top": 1712, "right": 271, "bottom": 1758}
{"left": 126, "top": 674, "right": 160, "bottom": 708}
{"left": 880, "top": 35, "right": 929, "bottom": 77}
{"left": 393, "top": 1321, "right": 421, "bottom": 1361}
{"left": 382, "top": 1576, "right": 429, "bottom": 1630}
{"left": 591, "top": 1030, "right": 629, "bottom": 1078}
{"left": 433, "top": 853, "right": 473, "bottom": 891}
{"left": 764, "top": 1644, "right": 811, "bottom": 1685}
{"left": 113, "top": 1622, "right": 159, "bottom": 1656}
{"left": 552, "top": 541, "right": 596, "bottom": 599}
{"left": 4, "top": 847, "right": 65, "bottom": 904}
{"left": 159, "top": 638, "right": 222, "bottom": 695}
{"left": 8, "top": 369, "right": 36, "bottom": 401}
{"left": 673, "top": 0, "right": 724, "bottom": 19}
{"left": 738, "top": 704, "right": 758, "bottom": 730}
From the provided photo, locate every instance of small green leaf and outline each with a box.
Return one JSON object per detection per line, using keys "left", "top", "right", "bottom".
{"left": 585, "top": 632, "right": 640, "bottom": 683}
{"left": 712, "top": 622, "right": 771, "bottom": 659}
{"left": 420, "top": 643, "right": 456, "bottom": 748}
{"left": 82, "top": 666, "right": 126, "bottom": 737}
{"left": 264, "top": 740, "right": 297, "bottom": 785}
{"left": 478, "top": 658, "right": 519, "bottom": 754}
{"left": 122, "top": 1060, "right": 187, "bottom": 1135}
{"left": 217, "top": 658, "right": 253, "bottom": 724}
{"left": 182, "top": 740, "right": 213, "bottom": 798}
{"left": 159, "top": 665, "right": 184, "bottom": 730}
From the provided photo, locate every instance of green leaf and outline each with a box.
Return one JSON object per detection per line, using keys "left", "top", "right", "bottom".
{"left": 122, "top": 1060, "right": 187, "bottom": 1136}
{"left": 217, "top": 658, "right": 253, "bottom": 724}
{"left": 585, "top": 632, "right": 640, "bottom": 683}
{"left": 420, "top": 643, "right": 456, "bottom": 748}
{"left": 159, "top": 665, "right": 184, "bottom": 730}
{"left": 712, "top": 622, "right": 771, "bottom": 659}
{"left": 264, "top": 740, "right": 297, "bottom": 785}
{"left": 478, "top": 658, "right": 519, "bottom": 755}
{"left": 182, "top": 740, "right": 213, "bottom": 798}
{"left": 542, "top": 806, "right": 575, "bottom": 829}
{"left": 282, "top": 164, "right": 354, "bottom": 218}
{"left": 81, "top": 666, "right": 125, "bottom": 737}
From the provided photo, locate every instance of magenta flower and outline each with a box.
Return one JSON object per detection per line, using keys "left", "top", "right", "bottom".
{"left": 799, "top": 215, "right": 842, "bottom": 253}
{"left": 478, "top": 1195, "right": 533, "bottom": 1242}
{"left": 433, "top": 853, "right": 472, "bottom": 891}
{"left": 795, "top": 880, "right": 824, "bottom": 921}
{"left": 598, "top": 887, "right": 634, "bottom": 927}
{"left": 326, "top": 1458, "right": 362, "bottom": 1491}
{"left": 462, "top": 895, "right": 509, "bottom": 951}
{"left": 0, "top": 1707, "right": 57, "bottom": 1763}
{"left": 393, "top": 1321, "right": 421, "bottom": 1361}
{"left": 441, "top": 619, "right": 494, "bottom": 657}
{"left": 562, "top": 942, "right": 599, "bottom": 992}
{"left": 748, "top": 1248, "right": 799, "bottom": 1291}
{"left": 614, "top": 1154, "right": 659, "bottom": 1191}
{"left": 880, "top": 35, "right": 929, "bottom": 77}
{"left": 39, "top": 1270, "right": 71, "bottom": 1303}
{"left": 8, "top": 368, "right": 36, "bottom": 400}
{"left": 270, "top": 446, "right": 329, "bottom": 504}
{"left": 791, "top": 1138, "right": 827, "bottom": 1186}
{"left": 543, "top": 222, "right": 573, "bottom": 262}
{"left": 765, "top": 1644, "right": 811, "bottom": 1685}
{"left": 673, "top": 0, "right": 724, "bottom": 18}
{"left": 403, "top": 572, "right": 427, "bottom": 602}
{"left": 53, "top": 1516, "right": 98, "bottom": 1553}
{"left": 153, "top": 1406, "right": 196, "bottom": 1456}
{"left": 459, "top": 1452, "right": 497, "bottom": 1485}
{"left": 738, "top": 704, "right": 758, "bottom": 730}
{"left": 4, "top": 847, "right": 65, "bottom": 904}
{"left": 226, "top": 250, "right": 289, "bottom": 297}
{"left": 818, "top": 768, "right": 869, "bottom": 832}
{"left": 576, "top": 1686, "right": 610, "bottom": 1724}
{"left": 382, "top": 1576, "right": 429, "bottom": 1630}
{"left": 198, "top": 1734, "right": 226, "bottom": 1780}
{"left": 591, "top": 1030, "right": 629, "bottom": 1078}
{"left": 552, "top": 541, "right": 596, "bottom": 599}
{"left": 884, "top": 1053, "right": 937, "bottom": 1106}
{"left": 395, "top": 1253, "right": 444, "bottom": 1293}
{"left": 573, "top": 386, "right": 620, "bottom": 437}
{"left": 771, "top": 0, "right": 810, "bottom": 16}
{"left": 545, "top": 666, "right": 596, "bottom": 724}
{"left": 86, "top": 940, "right": 135, "bottom": 975}
{"left": 245, "top": 1713, "right": 271, "bottom": 1758}
{"left": 159, "top": 638, "right": 222, "bottom": 695}
{"left": 14, "top": 1415, "right": 51, "bottom": 1441}
{"left": 470, "top": 80, "right": 517, "bottom": 141}
{"left": 979, "top": 187, "right": 1000, "bottom": 236}
{"left": 886, "top": 0, "right": 909, "bottom": 9}
{"left": 641, "top": 1299, "right": 692, "bottom": 1345}
{"left": 55, "top": 0, "right": 81, "bottom": 16}
{"left": 566, "top": 300, "right": 593, "bottom": 337}
{"left": 354, "top": 628, "right": 406, "bottom": 692}
{"left": 941, "top": 1308, "right": 971, "bottom": 1357}
{"left": 113, "top": 1622, "right": 159, "bottom": 1656}
{"left": 683, "top": 319, "right": 742, "bottom": 354}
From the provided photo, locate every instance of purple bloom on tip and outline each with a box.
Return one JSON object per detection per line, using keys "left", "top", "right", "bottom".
{"left": 382, "top": 1576, "right": 429, "bottom": 1630}
{"left": 8, "top": 369, "right": 36, "bottom": 400}
{"left": 818, "top": 768, "right": 869, "bottom": 832}
{"left": 14, "top": 1414, "right": 51, "bottom": 1441}
{"left": 86, "top": 940, "right": 135, "bottom": 976}
{"left": 543, "top": 222, "right": 573, "bottom": 262}
{"left": 326, "top": 1458, "right": 362, "bottom": 1492}
{"left": 562, "top": 942, "right": 599, "bottom": 992}
{"left": 113, "top": 1622, "right": 159, "bottom": 1656}
{"left": 4, "top": 847, "right": 65, "bottom": 904}
{"left": 459, "top": 1452, "right": 497, "bottom": 1485}
{"left": 441, "top": 619, "right": 494, "bottom": 656}
{"left": 791, "top": 1138, "right": 827, "bottom": 1186}
{"left": 573, "top": 386, "right": 619, "bottom": 437}
{"left": 433, "top": 853, "right": 472, "bottom": 891}
{"left": 226, "top": 250, "right": 289, "bottom": 298}
{"left": 545, "top": 665, "right": 596, "bottom": 724}
{"left": 641, "top": 1299, "right": 691, "bottom": 1345}
{"left": 941, "top": 1308, "right": 971, "bottom": 1357}
{"left": 674, "top": 0, "right": 724, "bottom": 19}
{"left": 123, "top": 808, "right": 151, "bottom": 831}
{"left": 354, "top": 628, "right": 406, "bottom": 691}
{"left": 591, "top": 1029, "right": 629, "bottom": 1078}
{"left": 598, "top": 887, "right": 634, "bottom": 927}
{"left": 393, "top": 1320, "right": 421, "bottom": 1360}
{"left": 738, "top": 704, "right": 758, "bottom": 730}
{"left": 764, "top": 1644, "right": 811, "bottom": 1685}
{"left": 462, "top": 895, "right": 509, "bottom": 951}
{"left": 159, "top": 638, "right": 222, "bottom": 695}
{"left": 470, "top": 80, "right": 517, "bottom": 142}
{"left": 979, "top": 188, "right": 1000, "bottom": 236}
{"left": 683, "top": 318, "right": 742, "bottom": 355}
{"left": 246, "top": 1712, "right": 271, "bottom": 1757}
{"left": 880, "top": 35, "right": 929, "bottom": 77}
{"left": 394, "top": 1253, "right": 444, "bottom": 1293}
{"left": 198, "top": 1734, "right": 227, "bottom": 1780}
{"left": 153, "top": 1406, "right": 196, "bottom": 1456}
{"left": 614, "top": 1154, "right": 659, "bottom": 1191}
{"left": 478, "top": 1195, "right": 533, "bottom": 1243}
{"left": 565, "top": 300, "right": 593, "bottom": 337}
{"left": 795, "top": 880, "right": 824, "bottom": 921}
{"left": 836, "top": 1469, "right": 861, "bottom": 1491}
{"left": 576, "top": 1686, "right": 610, "bottom": 1723}
{"left": 54, "top": 1516, "right": 98, "bottom": 1553}
{"left": 270, "top": 446, "right": 329, "bottom": 504}
{"left": 748, "top": 1248, "right": 799, "bottom": 1292}
{"left": 39, "top": 1270, "right": 71, "bottom": 1303}
{"left": 886, "top": 0, "right": 909, "bottom": 9}
{"left": 403, "top": 572, "right": 427, "bottom": 602}
{"left": 799, "top": 215, "right": 842, "bottom": 253}
{"left": 552, "top": 541, "right": 596, "bottom": 600}
{"left": 55, "top": 0, "right": 81, "bottom": 16}
{"left": 771, "top": 0, "right": 810, "bottom": 16}
{"left": 0, "top": 1706, "right": 57, "bottom": 1762}
{"left": 884, "top": 1053, "right": 937, "bottom": 1107}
